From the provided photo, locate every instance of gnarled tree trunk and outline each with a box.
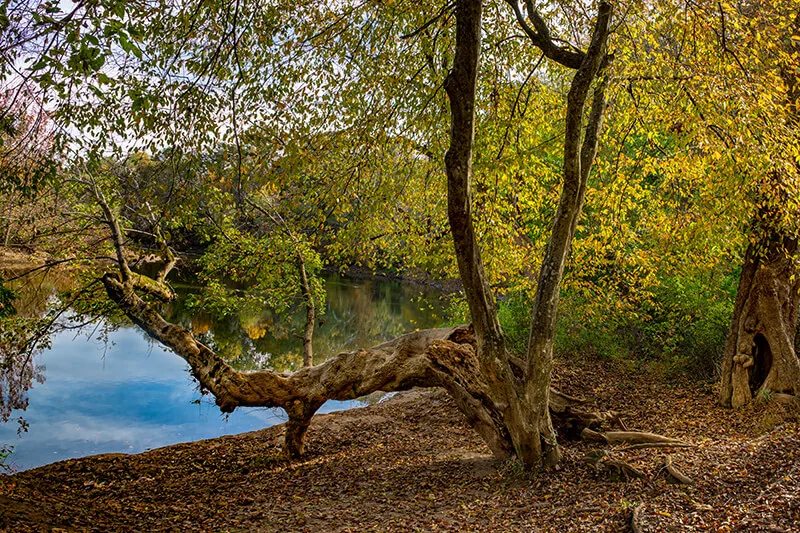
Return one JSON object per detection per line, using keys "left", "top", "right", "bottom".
{"left": 720, "top": 231, "right": 800, "bottom": 407}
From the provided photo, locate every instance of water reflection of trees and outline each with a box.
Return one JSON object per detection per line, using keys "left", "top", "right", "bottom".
{"left": 0, "top": 267, "right": 130, "bottom": 425}
{"left": 0, "top": 269, "right": 70, "bottom": 424}
{"left": 162, "top": 273, "right": 447, "bottom": 373}
{"left": 1, "top": 269, "right": 446, "bottom": 406}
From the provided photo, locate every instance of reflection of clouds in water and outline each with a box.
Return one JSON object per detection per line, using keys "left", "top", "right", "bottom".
{"left": 0, "top": 322, "right": 364, "bottom": 471}
{"left": 42, "top": 328, "right": 187, "bottom": 384}
{"left": 33, "top": 415, "right": 174, "bottom": 446}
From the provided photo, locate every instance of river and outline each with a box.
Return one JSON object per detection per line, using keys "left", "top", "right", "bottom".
{"left": 0, "top": 270, "right": 448, "bottom": 472}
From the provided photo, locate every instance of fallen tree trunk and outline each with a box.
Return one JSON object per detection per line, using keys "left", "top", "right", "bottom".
{"left": 101, "top": 272, "right": 603, "bottom": 459}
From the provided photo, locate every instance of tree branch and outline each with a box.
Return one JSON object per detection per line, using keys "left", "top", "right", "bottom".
{"left": 503, "top": 0, "right": 585, "bottom": 69}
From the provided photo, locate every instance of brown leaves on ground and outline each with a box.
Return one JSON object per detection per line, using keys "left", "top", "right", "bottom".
{"left": 1, "top": 358, "right": 798, "bottom": 532}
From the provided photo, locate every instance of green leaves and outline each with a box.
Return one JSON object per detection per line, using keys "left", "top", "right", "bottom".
{"left": 190, "top": 226, "right": 325, "bottom": 328}
{"left": 66, "top": 43, "right": 105, "bottom": 74}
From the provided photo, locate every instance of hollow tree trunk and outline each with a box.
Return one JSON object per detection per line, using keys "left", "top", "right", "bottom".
{"left": 720, "top": 235, "right": 800, "bottom": 407}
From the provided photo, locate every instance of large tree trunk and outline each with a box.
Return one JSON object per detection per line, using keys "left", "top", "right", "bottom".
{"left": 720, "top": 229, "right": 800, "bottom": 407}
{"left": 102, "top": 272, "right": 608, "bottom": 459}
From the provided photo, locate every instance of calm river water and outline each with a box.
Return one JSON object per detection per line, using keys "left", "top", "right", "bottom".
{"left": 0, "top": 271, "right": 447, "bottom": 471}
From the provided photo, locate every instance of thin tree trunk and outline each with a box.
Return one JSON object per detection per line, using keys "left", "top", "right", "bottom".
{"left": 444, "top": 0, "right": 506, "bottom": 364}
{"left": 443, "top": 0, "right": 516, "bottom": 458}
{"left": 3, "top": 196, "right": 17, "bottom": 247}
{"left": 3, "top": 221, "right": 10, "bottom": 248}
{"left": 516, "top": 2, "right": 612, "bottom": 469}
{"left": 297, "top": 253, "right": 315, "bottom": 368}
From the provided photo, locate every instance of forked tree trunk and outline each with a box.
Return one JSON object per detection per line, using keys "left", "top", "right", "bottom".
{"left": 444, "top": 0, "right": 611, "bottom": 468}
{"left": 720, "top": 234, "right": 800, "bottom": 407}
{"left": 95, "top": 1, "right": 614, "bottom": 467}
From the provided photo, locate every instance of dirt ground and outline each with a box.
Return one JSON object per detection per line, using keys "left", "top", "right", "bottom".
{"left": 1, "top": 358, "right": 798, "bottom": 532}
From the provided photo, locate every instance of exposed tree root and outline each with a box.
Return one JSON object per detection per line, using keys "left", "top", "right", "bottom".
{"left": 631, "top": 504, "right": 645, "bottom": 533}
{"left": 771, "top": 393, "right": 800, "bottom": 405}
{"left": 663, "top": 454, "right": 694, "bottom": 485}
{"left": 581, "top": 428, "right": 692, "bottom": 447}
{"left": 582, "top": 450, "right": 645, "bottom": 481}
{"left": 620, "top": 442, "right": 695, "bottom": 452}
{"left": 581, "top": 430, "right": 696, "bottom": 484}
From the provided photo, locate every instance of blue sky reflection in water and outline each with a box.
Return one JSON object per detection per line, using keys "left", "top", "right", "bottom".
{"left": 0, "top": 274, "right": 446, "bottom": 471}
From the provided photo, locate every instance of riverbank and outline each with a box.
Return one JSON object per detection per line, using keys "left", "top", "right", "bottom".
{"left": 1, "top": 358, "right": 797, "bottom": 532}
{"left": 0, "top": 245, "right": 461, "bottom": 296}
{"left": 330, "top": 265, "right": 463, "bottom": 293}
{"left": 0, "top": 248, "right": 52, "bottom": 272}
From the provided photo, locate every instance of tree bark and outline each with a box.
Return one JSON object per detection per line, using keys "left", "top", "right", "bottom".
{"left": 515, "top": 1, "right": 612, "bottom": 468}
{"left": 720, "top": 234, "right": 800, "bottom": 407}
{"left": 101, "top": 269, "right": 610, "bottom": 460}
{"left": 444, "top": 0, "right": 507, "bottom": 368}
{"left": 443, "top": 0, "right": 517, "bottom": 460}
